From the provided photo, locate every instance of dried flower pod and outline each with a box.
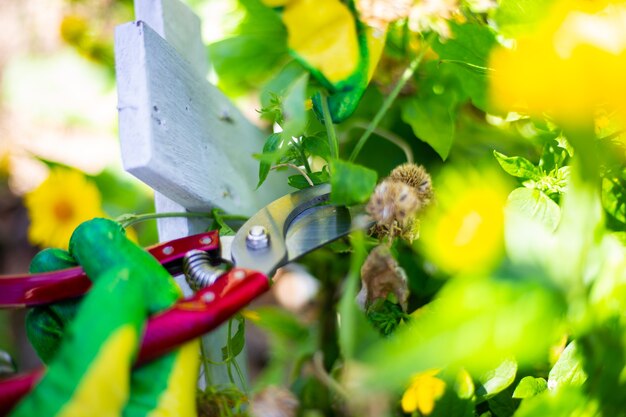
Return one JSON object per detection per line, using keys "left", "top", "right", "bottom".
{"left": 357, "top": 245, "right": 409, "bottom": 311}
{"left": 366, "top": 179, "right": 422, "bottom": 228}
{"left": 366, "top": 163, "right": 433, "bottom": 242}
{"left": 389, "top": 163, "right": 433, "bottom": 205}
{"left": 356, "top": 0, "right": 413, "bottom": 30}
{"left": 250, "top": 386, "right": 299, "bottom": 417}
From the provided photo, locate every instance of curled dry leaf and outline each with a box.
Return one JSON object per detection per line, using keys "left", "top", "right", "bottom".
{"left": 357, "top": 245, "right": 409, "bottom": 311}
{"left": 250, "top": 386, "right": 299, "bottom": 417}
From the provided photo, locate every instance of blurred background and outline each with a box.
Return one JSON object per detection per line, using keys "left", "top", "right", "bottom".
{"left": 0, "top": 0, "right": 148, "bottom": 371}
{"left": 0, "top": 0, "right": 287, "bottom": 377}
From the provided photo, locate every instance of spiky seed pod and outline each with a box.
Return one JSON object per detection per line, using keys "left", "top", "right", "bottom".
{"left": 389, "top": 163, "right": 433, "bottom": 206}
{"left": 366, "top": 163, "right": 433, "bottom": 243}
{"left": 366, "top": 179, "right": 421, "bottom": 229}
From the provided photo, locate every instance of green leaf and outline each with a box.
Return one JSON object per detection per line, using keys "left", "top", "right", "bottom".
{"left": 338, "top": 232, "right": 380, "bottom": 360}
{"left": 281, "top": 73, "right": 309, "bottom": 140}
{"left": 257, "top": 133, "right": 284, "bottom": 188}
{"left": 602, "top": 176, "right": 626, "bottom": 226}
{"left": 210, "top": 208, "right": 236, "bottom": 236}
{"left": 494, "top": 0, "right": 558, "bottom": 38}
{"left": 512, "top": 377, "right": 548, "bottom": 399}
{"left": 260, "top": 60, "right": 307, "bottom": 109}
{"left": 288, "top": 168, "right": 330, "bottom": 190}
{"left": 253, "top": 306, "right": 309, "bottom": 341}
{"left": 302, "top": 135, "right": 331, "bottom": 161}
{"left": 329, "top": 159, "right": 378, "bottom": 206}
{"left": 493, "top": 151, "right": 542, "bottom": 181}
{"left": 476, "top": 358, "right": 518, "bottom": 403}
{"left": 455, "top": 369, "right": 475, "bottom": 400}
{"left": 221, "top": 315, "right": 245, "bottom": 360}
{"left": 429, "top": 387, "right": 475, "bottom": 417}
{"left": 432, "top": 22, "right": 497, "bottom": 111}
{"left": 506, "top": 188, "right": 561, "bottom": 232}
{"left": 363, "top": 274, "right": 565, "bottom": 392}
{"left": 487, "top": 386, "right": 518, "bottom": 417}
{"left": 401, "top": 91, "right": 457, "bottom": 160}
{"left": 208, "top": 0, "right": 288, "bottom": 94}
{"left": 548, "top": 341, "right": 587, "bottom": 390}
{"left": 514, "top": 386, "right": 589, "bottom": 417}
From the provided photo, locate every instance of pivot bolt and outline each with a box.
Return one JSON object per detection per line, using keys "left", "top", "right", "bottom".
{"left": 246, "top": 225, "right": 270, "bottom": 250}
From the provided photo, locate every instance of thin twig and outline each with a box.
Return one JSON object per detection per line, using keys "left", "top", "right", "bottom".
{"left": 349, "top": 32, "right": 436, "bottom": 162}
{"left": 311, "top": 351, "right": 349, "bottom": 400}
{"left": 271, "top": 163, "right": 315, "bottom": 186}
{"left": 346, "top": 120, "right": 414, "bottom": 163}
{"left": 290, "top": 136, "right": 312, "bottom": 173}
{"left": 115, "top": 211, "right": 247, "bottom": 228}
{"left": 320, "top": 92, "right": 340, "bottom": 159}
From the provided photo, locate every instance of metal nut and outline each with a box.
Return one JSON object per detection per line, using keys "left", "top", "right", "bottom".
{"left": 246, "top": 225, "right": 270, "bottom": 250}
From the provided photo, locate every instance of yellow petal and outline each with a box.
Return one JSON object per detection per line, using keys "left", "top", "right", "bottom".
{"left": 401, "top": 369, "right": 446, "bottom": 415}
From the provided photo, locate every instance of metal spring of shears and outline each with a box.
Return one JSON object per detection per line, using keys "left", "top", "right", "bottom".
{"left": 182, "top": 249, "right": 226, "bottom": 291}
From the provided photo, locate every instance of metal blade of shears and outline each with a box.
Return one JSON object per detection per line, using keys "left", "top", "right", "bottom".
{"left": 229, "top": 183, "right": 373, "bottom": 275}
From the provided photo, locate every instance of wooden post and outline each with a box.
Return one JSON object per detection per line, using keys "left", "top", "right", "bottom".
{"left": 114, "top": 0, "right": 287, "bottom": 388}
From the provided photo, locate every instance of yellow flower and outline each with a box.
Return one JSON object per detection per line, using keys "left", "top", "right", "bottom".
{"left": 401, "top": 369, "right": 446, "bottom": 415}
{"left": 419, "top": 167, "right": 510, "bottom": 274}
{"left": 489, "top": 1, "right": 626, "bottom": 126}
{"left": 59, "top": 14, "right": 89, "bottom": 46}
{"left": 25, "top": 168, "right": 105, "bottom": 249}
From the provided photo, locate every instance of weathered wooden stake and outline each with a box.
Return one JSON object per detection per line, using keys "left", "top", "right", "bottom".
{"left": 114, "top": 0, "right": 288, "bottom": 388}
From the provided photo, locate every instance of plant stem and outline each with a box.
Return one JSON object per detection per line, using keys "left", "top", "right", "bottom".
{"left": 199, "top": 338, "right": 212, "bottom": 388}
{"left": 290, "top": 137, "right": 312, "bottom": 173}
{"left": 226, "top": 319, "right": 235, "bottom": 385}
{"left": 116, "top": 211, "right": 247, "bottom": 228}
{"left": 320, "top": 92, "right": 339, "bottom": 159}
{"left": 271, "top": 163, "right": 315, "bottom": 186}
{"left": 349, "top": 32, "right": 436, "bottom": 163}
{"left": 232, "top": 357, "right": 247, "bottom": 391}
{"left": 347, "top": 120, "right": 414, "bottom": 163}
{"left": 311, "top": 352, "right": 349, "bottom": 400}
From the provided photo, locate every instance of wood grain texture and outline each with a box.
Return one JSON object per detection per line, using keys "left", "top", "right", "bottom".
{"left": 132, "top": 0, "right": 211, "bottom": 241}
{"left": 115, "top": 21, "right": 287, "bottom": 214}
{"left": 134, "top": 0, "right": 208, "bottom": 76}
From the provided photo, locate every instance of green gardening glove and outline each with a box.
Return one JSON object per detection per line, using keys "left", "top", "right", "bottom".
{"left": 264, "top": 0, "right": 386, "bottom": 122}
{"left": 12, "top": 219, "right": 199, "bottom": 417}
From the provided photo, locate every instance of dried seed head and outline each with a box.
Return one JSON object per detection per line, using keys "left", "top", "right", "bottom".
{"left": 356, "top": 0, "right": 414, "bottom": 30}
{"left": 366, "top": 179, "right": 421, "bottom": 228}
{"left": 366, "top": 164, "right": 433, "bottom": 243}
{"left": 357, "top": 245, "right": 409, "bottom": 311}
{"left": 250, "top": 386, "right": 299, "bottom": 417}
{"left": 389, "top": 163, "right": 433, "bottom": 205}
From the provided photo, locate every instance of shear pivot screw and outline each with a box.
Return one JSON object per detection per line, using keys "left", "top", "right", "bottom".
{"left": 162, "top": 246, "right": 174, "bottom": 255}
{"left": 246, "top": 225, "right": 269, "bottom": 250}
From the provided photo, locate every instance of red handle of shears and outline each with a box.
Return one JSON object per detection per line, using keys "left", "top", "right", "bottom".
{"left": 0, "top": 231, "right": 220, "bottom": 308}
{"left": 0, "top": 267, "right": 270, "bottom": 415}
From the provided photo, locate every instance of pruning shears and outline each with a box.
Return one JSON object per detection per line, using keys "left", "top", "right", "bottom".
{"left": 0, "top": 184, "right": 372, "bottom": 415}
